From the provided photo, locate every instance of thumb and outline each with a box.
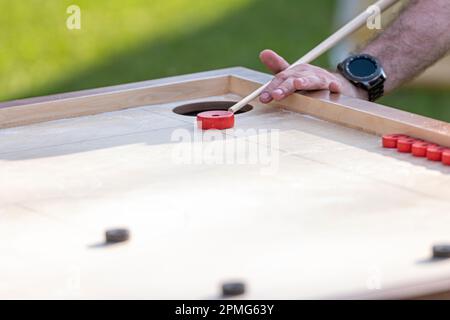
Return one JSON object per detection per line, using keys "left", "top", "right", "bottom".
{"left": 259, "top": 49, "right": 290, "bottom": 74}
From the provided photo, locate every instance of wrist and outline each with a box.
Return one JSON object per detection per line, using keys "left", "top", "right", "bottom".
{"left": 334, "top": 73, "right": 369, "bottom": 101}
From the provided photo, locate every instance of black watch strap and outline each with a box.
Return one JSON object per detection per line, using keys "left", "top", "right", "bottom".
{"left": 367, "top": 78, "right": 385, "bottom": 102}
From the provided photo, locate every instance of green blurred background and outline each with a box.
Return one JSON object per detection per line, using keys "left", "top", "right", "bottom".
{"left": 1, "top": 0, "right": 449, "bottom": 121}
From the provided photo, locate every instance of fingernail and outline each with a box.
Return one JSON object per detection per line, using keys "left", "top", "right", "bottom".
{"left": 261, "top": 92, "right": 270, "bottom": 101}
{"left": 273, "top": 89, "right": 284, "bottom": 97}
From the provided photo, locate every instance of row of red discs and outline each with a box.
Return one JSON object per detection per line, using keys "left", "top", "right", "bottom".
{"left": 382, "top": 134, "right": 450, "bottom": 166}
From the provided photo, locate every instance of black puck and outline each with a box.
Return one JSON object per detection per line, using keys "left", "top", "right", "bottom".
{"left": 433, "top": 244, "right": 450, "bottom": 259}
{"left": 222, "top": 282, "right": 245, "bottom": 297}
{"left": 105, "top": 228, "right": 130, "bottom": 244}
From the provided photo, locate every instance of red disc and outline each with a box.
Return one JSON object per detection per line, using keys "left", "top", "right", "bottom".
{"left": 197, "top": 111, "right": 234, "bottom": 130}
{"left": 427, "top": 146, "right": 446, "bottom": 161}
{"left": 397, "top": 138, "right": 419, "bottom": 153}
{"left": 411, "top": 141, "right": 437, "bottom": 157}
{"left": 382, "top": 134, "right": 409, "bottom": 148}
{"left": 442, "top": 149, "right": 450, "bottom": 166}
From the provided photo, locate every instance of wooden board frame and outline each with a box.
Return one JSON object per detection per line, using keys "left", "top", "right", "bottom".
{"left": 1, "top": 66, "right": 450, "bottom": 147}
{"left": 1, "top": 67, "right": 450, "bottom": 300}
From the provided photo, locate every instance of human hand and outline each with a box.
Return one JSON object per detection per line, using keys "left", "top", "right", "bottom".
{"left": 259, "top": 49, "right": 368, "bottom": 103}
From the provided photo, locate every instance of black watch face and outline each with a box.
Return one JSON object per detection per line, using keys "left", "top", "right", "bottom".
{"left": 339, "top": 54, "right": 386, "bottom": 101}
{"left": 348, "top": 57, "right": 378, "bottom": 78}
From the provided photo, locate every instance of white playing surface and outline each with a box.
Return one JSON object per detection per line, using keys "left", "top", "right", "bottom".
{"left": 1, "top": 94, "right": 450, "bottom": 299}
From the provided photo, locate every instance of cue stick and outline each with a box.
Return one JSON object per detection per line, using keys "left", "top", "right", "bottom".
{"left": 228, "top": 0, "right": 400, "bottom": 114}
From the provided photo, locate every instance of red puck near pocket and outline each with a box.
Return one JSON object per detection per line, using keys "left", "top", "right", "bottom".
{"left": 382, "top": 134, "right": 410, "bottom": 148}
{"left": 442, "top": 149, "right": 450, "bottom": 166}
{"left": 411, "top": 141, "right": 437, "bottom": 157}
{"left": 397, "top": 138, "right": 419, "bottom": 153}
{"left": 197, "top": 111, "right": 235, "bottom": 130}
{"left": 427, "top": 146, "right": 446, "bottom": 162}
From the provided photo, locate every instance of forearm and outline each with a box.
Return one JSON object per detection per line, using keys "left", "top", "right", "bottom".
{"left": 361, "top": 0, "right": 450, "bottom": 92}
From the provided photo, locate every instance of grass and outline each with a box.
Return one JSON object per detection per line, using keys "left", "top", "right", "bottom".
{"left": 1, "top": 0, "right": 449, "bottom": 121}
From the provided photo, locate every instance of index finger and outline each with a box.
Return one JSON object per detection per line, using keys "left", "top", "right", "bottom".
{"left": 260, "top": 74, "right": 287, "bottom": 103}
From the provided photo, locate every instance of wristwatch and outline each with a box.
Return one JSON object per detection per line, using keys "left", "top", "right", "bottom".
{"left": 337, "top": 54, "right": 386, "bottom": 102}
